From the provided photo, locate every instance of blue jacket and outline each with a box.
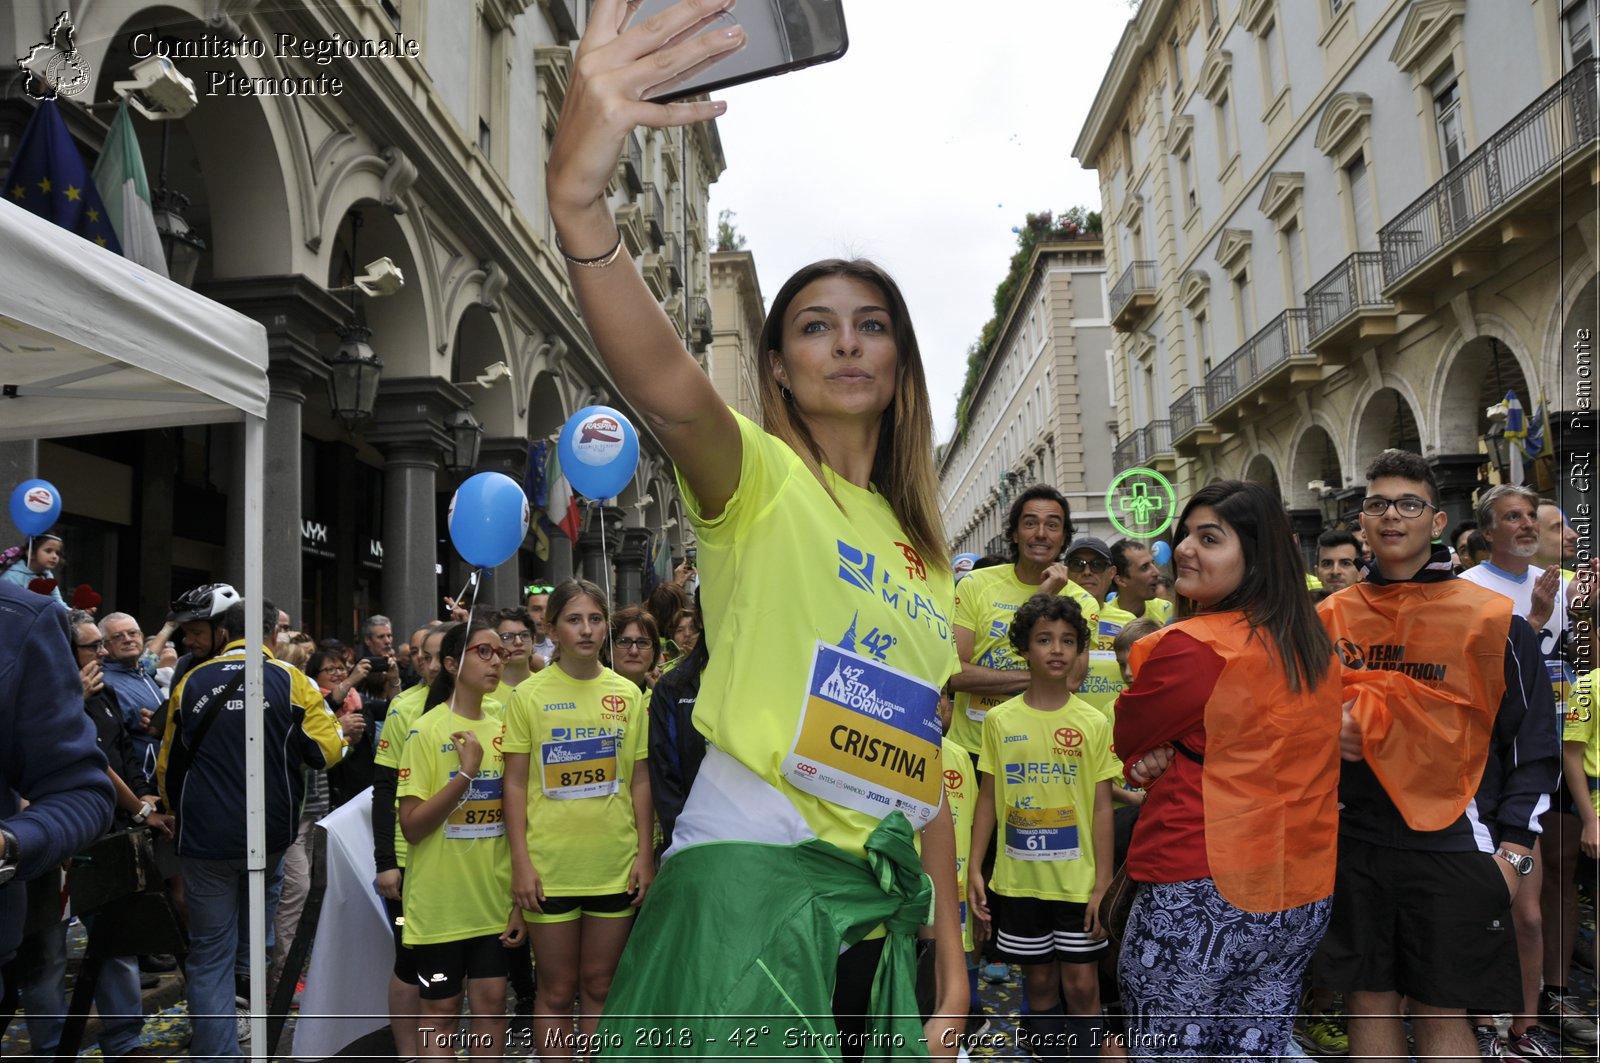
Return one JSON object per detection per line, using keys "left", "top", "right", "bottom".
{"left": 157, "top": 642, "right": 346, "bottom": 860}
{"left": 0, "top": 582, "right": 114, "bottom": 962}
{"left": 102, "top": 658, "right": 165, "bottom": 785}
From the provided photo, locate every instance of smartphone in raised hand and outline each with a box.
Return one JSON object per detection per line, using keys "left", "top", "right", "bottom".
{"left": 629, "top": 0, "right": 848, "bottom": 103}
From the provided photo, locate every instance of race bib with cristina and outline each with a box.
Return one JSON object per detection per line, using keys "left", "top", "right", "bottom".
{"left": 782, "top": 641, "right": 944, "bottom": 825}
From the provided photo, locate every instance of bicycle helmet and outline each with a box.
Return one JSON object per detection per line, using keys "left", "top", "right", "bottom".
{"left": 168, "top": 583, "right": 241, "bottom": 624}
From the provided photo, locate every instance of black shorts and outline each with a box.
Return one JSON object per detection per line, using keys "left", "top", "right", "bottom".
{"left": 409, "top": 933, "right": 508, "bottom": 1000}
{"left": 990, "top": 891, "right": 1108, "bottom": 965}
{"left": 526, "top": 891, "right": 635, "bottom": 924}
{"left": 383, "top": 885, "right": 419, "bottom": 984}
{"left": 1314, "top": 836, "right": 1520, "bottom": 1011}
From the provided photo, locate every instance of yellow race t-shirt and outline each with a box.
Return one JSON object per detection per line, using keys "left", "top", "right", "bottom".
{"left": 941, "top": 737, "right": 977, "bottom": 952}
{"left": 375, "top": 683, "right": 429, "bottom": 868}
{"left": 950, "top": 565, "right": 1098, "bottom": 750}
{"left": 1567, "top": 668, "right": 1599, "bottom": 814}
{"left": 504, "top": 664, "right": 646, "bottom": 896}
{"left": 397, "top": 707, "right": 509, "bottom": 945}
{"left": 977, "top": 693, "right": 1121, "bottom": 902}
{"left": 677, "top": 411, "right": 958, "bottom": 855}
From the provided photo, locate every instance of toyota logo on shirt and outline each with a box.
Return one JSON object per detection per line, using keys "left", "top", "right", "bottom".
{"left": 1055, "top": 727, "right": 1083, "bottom": 748}
{"left": 944, "top": 768, "right": 964, "bottom": 791}
{"left": 601, "top": 694, "right": 627, "bottom": 717}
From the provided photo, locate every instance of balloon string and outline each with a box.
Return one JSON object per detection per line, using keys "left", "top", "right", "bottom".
{"left": 449, "top": 569, "right": 483, "bottom": 722}
{"left": 600, "top": 502, "right": 614, "bottom": 664}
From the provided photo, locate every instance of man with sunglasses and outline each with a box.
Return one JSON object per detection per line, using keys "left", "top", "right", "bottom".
{"left": 1063, "top": 536, "right": 1125, "bottom": 719}
{"left": 1314, "top": 450, "right": 1558, "bottom": 1063}
{"left": 524, "top": 584, "right": 556, "bottom": 664}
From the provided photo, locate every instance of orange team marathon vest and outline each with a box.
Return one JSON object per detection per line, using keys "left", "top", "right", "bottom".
{"left": 1128, "top": 611, "right": 1342, "bottom": 913}
{"left": 1317, "top": 580, "right": 1511, "bottom": 832}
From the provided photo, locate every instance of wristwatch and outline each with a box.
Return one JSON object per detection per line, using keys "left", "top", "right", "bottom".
{"left": 132, "top": 801, "right": 156, "bottom": 825}
{"left": 0, "top": 826, "right": 19, "bottom": 886}
{"left": 1495, "top": 847, "right": 1535, "bottom": 876}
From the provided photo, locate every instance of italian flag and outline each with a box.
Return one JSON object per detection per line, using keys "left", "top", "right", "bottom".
{"left": 91, "top": 100, "right": 168, "bottom": 277}
{"left": 544, "top": 445, "right": 583, "bottom": 543}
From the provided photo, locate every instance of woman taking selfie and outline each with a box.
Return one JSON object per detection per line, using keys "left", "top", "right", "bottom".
{"left": 545, "top": 2, "right": 966, "bottom": 1055}
{"left": 396, "top": 617, "right": 522, "bottom": 1062}
{"left": 1112, "top": 481, "right": 1341, "bottom": 1058}
{"left": 503, "top": 580, "right": 651, "bottom": 1063}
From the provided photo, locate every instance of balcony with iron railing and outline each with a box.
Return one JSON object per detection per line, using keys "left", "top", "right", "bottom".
{"left": 1379, "top": 57, "right": 1598, "bottom": 294}
{"left": 1203, "top": 309, "right": 1319, "bottom": 429}
{"left": 1109, "top": 260, "right": 1158, "bottom": 330}
{"left": 1113, "top": 419, "right": 1174, "bottom": 473}
{"left": 665, "top": 232, "right": 682, "bottom": 289}
{"left": 615, "top": 202, "right": 646, "bottom": 257}
{"left": 620, "top": 132, "right": 643, "bottom": 194}
{"left": 689, "top": 296, "right": 713, "bottom": 350}
{"left": 1303, "top": 251, "right": 1395, "bottom": 361}
{"left": 1169, "top": 383, "right": 1225, "bottom": 455}
{"left": 643, "top": 183, "right": 665, "bottom": 246}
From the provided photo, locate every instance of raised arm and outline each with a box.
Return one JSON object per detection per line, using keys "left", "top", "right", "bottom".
{"left": 547, "top": 0, "right": 747, "bottom": 516}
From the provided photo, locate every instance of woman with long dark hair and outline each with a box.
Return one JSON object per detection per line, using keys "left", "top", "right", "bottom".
{"left": 1112, "top": 480, "right": 1341, "bottom": 1058}
{"left": 397, "top": 616, "right": 522, "bottom": 1062}
{"left": 544, "top": 4, "right": 967, "bottom": 1054}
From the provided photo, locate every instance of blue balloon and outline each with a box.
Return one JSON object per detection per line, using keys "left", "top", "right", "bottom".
{"left": 558, "top": 406, "right": 640, "bottom": 501}
{"left": 9, "top": 479, "right": 61, "bottom": 537}
{"left": 448, "top": 472, "right": 530, "bottom": 569}
{"left": 1151, "top": 540, "right": 1172, "bottom": 567}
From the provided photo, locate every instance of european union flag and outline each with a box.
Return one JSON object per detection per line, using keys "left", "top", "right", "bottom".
{"left": 4, "top": 99, "right": 122, "bottom": 253}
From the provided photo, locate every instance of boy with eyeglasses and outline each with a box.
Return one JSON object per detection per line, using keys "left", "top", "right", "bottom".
{"left": 1314, "top": 450, "right": 1558, "bottom": 1063}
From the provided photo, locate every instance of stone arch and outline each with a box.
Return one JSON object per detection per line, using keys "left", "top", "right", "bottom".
{"left": 1546, "top": 256, "right": 1599, "bottom": 406}
{"left": 1351, "top": 385, "right": 1425, "bottom": 475}
{"left": 1287, "top": 423, "right": 1345, "bottom": 509}
{"left": 1241, "top": 453, "right": 1283, "bottom": 500}
{"left": 86, "top": 5, "right": 299, "bottom": 278}
{"left": 527, "top": 370, "right": 568, "bottom": 444}
{"left": 448, "top": 305, "right": 517, "bottom": 438}
{"left": 324, "top": 207, "right": 433, "bottom": 379}
{"left": 1433, "top": 333, "right": 1536, "bottom": 462}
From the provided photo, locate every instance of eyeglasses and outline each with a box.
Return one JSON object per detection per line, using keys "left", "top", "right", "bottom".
{"left": 614, "top": 637, "right": 653, "bottom": 650}
{"left": 75, "top": 639, "right": 106, "bottom": 651}
{"left": 524, "top": 584, "right": 553, "bottom": 595}
{"left": 105, "top": 630, "right": 144, "bottom": 642}
{"left": 466, "top": 643, "right": 511, "bottom": 662}
{"left": 318, "top": 663, "right": 348, "bottom": 675}
{"left": 1066, "top": 557, "right": 1111, "bottom": 573}
{"left": 1360, "top": 495, "right": 1437, "bottom": 519}
{"left": 498, "top": 630, "right": 532, "bottom": 644}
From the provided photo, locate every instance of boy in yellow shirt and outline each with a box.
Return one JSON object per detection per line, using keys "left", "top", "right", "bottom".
{"left": 969, "top": 593, "right": 1120, "bottom": 1059}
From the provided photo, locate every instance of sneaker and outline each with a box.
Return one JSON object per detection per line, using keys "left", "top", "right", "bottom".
{"left": 979, "top": 961, "right": 1010, "bottom": 984}
{"left": 961, "top": 1011, "right": 991, "bottom": 1049}
{"left": 1475, "top": 1024, "right": 1509, "bottom": 1059}
{"left": 1505, "top": 1024, "right": 1562, "bottom": 1058}
{"left": 1543, "top": 992, "right": 1599, "bottom": 1046}
{"left": 235, "top": 995, "right": 252, "bottom": 1046}
{"left": 1300, "top": 1011, "right": 1350, "bottom": 1055}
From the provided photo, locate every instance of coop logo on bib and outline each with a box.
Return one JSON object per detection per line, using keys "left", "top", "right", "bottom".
{"left": 782, "top": 641, "right": 943, "bottom": 826}
{"left": 573, "top": 414, "right": 624, "bottom": 465}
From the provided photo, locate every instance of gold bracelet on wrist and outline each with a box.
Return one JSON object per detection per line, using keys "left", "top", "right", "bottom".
{"left": 556, "top": 230, "right": 625, "bottom": 269}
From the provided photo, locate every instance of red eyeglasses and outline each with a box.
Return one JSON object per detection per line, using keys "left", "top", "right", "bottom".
{"left": 465, "top": 643, "right": 511, "bottom": 662}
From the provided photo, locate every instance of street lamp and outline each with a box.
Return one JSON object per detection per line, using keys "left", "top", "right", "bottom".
{"left": 445, "top": 408, "right": 483, "bottom": 473}
{"left": 327, "top": 325, "right": 383, "bottom": 423}
{"left": 1482, "top": 402, "right": 1510, "bottom": 483}
{"left": 1308, "top": 480, "right": 1340, "bottom": 526}
{"left": 152, "top": 188, "right": 206, "bottom": 287}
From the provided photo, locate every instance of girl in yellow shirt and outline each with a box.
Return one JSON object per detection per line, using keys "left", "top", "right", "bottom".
{"left": 397, "top": 617, "right": 524, "bottom": 1062}
{"left": 504, "top": 579, "right": 652, "bottom": 1063}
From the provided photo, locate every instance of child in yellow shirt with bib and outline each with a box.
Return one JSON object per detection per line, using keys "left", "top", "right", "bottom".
{"left": 968, "top": 594, "right": 1120, "bottom": 1060}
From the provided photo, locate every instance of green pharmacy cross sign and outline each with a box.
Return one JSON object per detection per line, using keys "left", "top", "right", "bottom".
{"left": 1106, "top": 467, "right": 1176, "bottom": 539}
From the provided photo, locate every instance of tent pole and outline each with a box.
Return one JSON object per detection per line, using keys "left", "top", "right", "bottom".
{"left": 244, "top": 412, "right": 268, "bottom": 1049}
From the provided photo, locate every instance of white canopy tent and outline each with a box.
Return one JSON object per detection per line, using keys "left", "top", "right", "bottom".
{"left": 0, "top": 197, "right": 276, "bottom": 1044}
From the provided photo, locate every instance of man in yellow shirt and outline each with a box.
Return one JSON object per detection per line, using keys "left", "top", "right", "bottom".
{"left": 950, "top": 486, "right": 1093, "bottom": 753}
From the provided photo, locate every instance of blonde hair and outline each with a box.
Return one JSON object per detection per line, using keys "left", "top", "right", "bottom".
{"left": 755, "top": 259, "right": 948, "bottom": 569}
